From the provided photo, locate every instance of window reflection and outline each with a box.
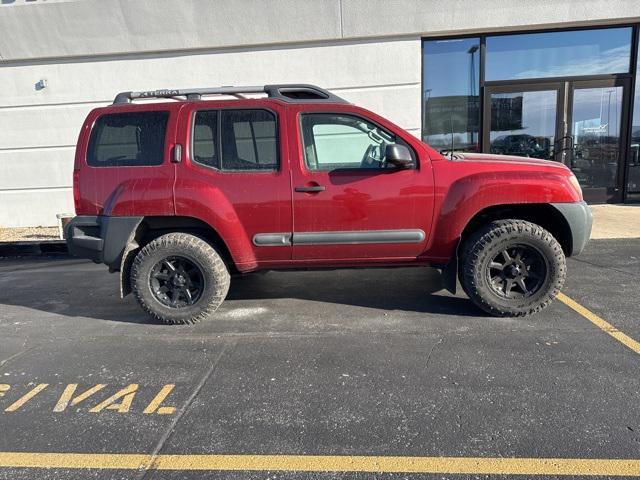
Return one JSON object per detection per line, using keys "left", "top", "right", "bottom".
{"left": 571, "top": 87, "right": 623, "bottom": 191}
{"left": 486, "top": 28, "right": 632, "bottom": 81}
{"left": 489, "top": 90, "right": 557, "bottom": 159}
{"left": 422, "top": 38, "right": 480, "bottom": 152}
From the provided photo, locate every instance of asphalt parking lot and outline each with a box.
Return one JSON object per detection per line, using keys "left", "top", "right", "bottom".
{"left": 0, "top": 238, "right": 639, "bottom": 479}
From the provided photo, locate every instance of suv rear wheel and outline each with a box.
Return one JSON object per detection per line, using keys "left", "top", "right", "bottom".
{"left": 131, "top": 233, "right": 230, "bottom": 324}
{"left": 460, "top": 220, "right": 566, "bottom": 317}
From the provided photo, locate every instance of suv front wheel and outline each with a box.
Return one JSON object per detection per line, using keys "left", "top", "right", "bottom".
{"left": 460, "top": 220, "right": 566, "bottom": 317}
{"left": 131, "top": 233, "right": 230, "bottom": 324}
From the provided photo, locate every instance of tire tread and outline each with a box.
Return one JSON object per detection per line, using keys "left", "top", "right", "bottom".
{"left": 131, "top": 232, "right": 230, "bottom": 324}
{"left": 460, "top": 219, "right": 566, "bottom": 317}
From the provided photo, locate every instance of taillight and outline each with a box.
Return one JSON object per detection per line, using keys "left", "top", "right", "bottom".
{"left": 73, "top": 168, "right": 81, "bottom": 213}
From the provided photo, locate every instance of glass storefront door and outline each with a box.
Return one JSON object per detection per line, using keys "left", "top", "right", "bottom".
{"left": 484, "top": 80, "right": 630, "bottom": 203}
{"left": 568, "top": 80, "right": 629, "bottom": 203}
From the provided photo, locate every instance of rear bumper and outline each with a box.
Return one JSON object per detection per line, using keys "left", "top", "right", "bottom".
{"left": 550, "top": 201, "right": 592, "bottom": 256}
{"left": 65, "top": 215, "right": 143, "bottom": 269}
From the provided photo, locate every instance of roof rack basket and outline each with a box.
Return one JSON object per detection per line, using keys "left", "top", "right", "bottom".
{"left": 113, "top": 84, "right": 348, "bottom": 105}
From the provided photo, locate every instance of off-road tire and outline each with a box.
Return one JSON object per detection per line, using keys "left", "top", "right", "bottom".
{"left": 459, "top": 220, "right": 566, "bottom": 317}
{"left": 131, "top": 233, "right": 230, "bottom": 324}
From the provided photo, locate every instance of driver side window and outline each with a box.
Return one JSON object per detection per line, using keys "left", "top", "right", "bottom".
{"left": 300, "top": 113, "right": 414, "bottom": 171}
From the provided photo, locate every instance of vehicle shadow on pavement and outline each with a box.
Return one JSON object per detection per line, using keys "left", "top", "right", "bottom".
{"left": 0, "top": 259, "right": 482, "bottom": 325}
{"left": 226, "top": 267, "right": 483, "bottom": 317}
{"left": 0, "top": 258, "right": 151, "bottom": 325}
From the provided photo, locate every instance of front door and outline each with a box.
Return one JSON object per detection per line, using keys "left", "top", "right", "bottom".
{"left": 484, "top": 79, "right": 630, "bottom": 203}
{"left": 289, "top": 108, "right": 434, "bottom": 261}
{"left": 567, "top": 79, "right": 630, "bottom": 203}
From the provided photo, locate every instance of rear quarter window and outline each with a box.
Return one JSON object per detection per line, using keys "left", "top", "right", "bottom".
{"left": 87, "top": 111, "right": 169, "bottom": 167}
{"left": 191, "top": 109, "right": 278, "bottom": 171}
{"left": 222, "top": 109, "right": 278, "bottom": 170}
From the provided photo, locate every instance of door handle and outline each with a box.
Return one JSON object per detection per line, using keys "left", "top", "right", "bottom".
{"left": 295, "top": 185, "right": 325, "bottom": 193}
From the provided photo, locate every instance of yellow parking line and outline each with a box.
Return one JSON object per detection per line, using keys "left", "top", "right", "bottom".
{"left": 0, "top": 453, "right": 149, "bottom": 470}
{"left": 557, "top": 293, "right": 640, "bottom": 355}
{"left": 0, "top": 453, "right": 639, "bottom": 476}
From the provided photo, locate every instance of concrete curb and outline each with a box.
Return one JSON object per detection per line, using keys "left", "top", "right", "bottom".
{"left": 0, "top": 240, "right": 68, "bottom": 257}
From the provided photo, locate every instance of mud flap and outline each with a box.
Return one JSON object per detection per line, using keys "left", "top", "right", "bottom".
{"left": 441, "top": 239, "right": 461, "bottom": 294}
{"left": 441, "top": 258, "right": 457, "bottom": 294}
{"left": 118, "top": 241, "right": 139, "bottom": 298}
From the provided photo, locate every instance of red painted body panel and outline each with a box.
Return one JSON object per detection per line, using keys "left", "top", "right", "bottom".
{"left": 426, "top": 156, "right": 580, "bottom": 261}
{"left": 74, "top": 98, "right": 581, "bottom": 272}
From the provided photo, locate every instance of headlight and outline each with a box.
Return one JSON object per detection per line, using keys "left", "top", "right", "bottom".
{"left": 568, "top": 174, "right": 583, "bottom": 201}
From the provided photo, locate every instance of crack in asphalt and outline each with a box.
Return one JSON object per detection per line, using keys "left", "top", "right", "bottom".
{"left": 0, "top": 346, "right": 33, "bottom": 372}
{"left": 0, "top": 327, "right": 620, "bottom": 347}
{"left": 424, "top": 337, "right": 444, "bottom": 372}
{"left": 569, "top": 257, "right": 636, "bottom": 278}
{"left": 137, "top": 339, "right": 236, "bottom": 479}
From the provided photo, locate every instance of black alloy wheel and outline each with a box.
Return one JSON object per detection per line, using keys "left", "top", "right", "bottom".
{"left": 487, "top": 244, "right": 547, "bottom": 299}
{"left": 149, "top": 256, "right": 204, "bottom": 308}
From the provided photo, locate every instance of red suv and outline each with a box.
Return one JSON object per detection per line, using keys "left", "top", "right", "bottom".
{"left": 66, "top": 84, "right": 591, "bottom": 324}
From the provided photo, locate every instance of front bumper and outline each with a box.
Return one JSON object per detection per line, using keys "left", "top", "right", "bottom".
{"left": 65, "top": 215, "right": 143, "bottom": 269}
{"left": 550, "top": 201, "right": 592, "bottom": 256}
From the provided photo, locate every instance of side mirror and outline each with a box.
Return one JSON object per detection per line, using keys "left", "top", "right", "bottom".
{"left": 385, "top": 144, "right": 413, "bottom": 168}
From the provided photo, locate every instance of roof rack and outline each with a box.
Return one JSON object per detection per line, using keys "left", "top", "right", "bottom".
{"left": 112, "top": 84, "right": 349, "bottom": 105}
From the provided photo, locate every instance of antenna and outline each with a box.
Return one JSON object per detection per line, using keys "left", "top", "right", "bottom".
{"left": 450, "top": 114, "right": 455, "bottom": 159}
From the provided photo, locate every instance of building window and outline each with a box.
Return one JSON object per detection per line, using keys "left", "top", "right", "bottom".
{"left": 628, "top": 44, "right": 640, "bottom": 198}
{"left": 422, "top": 37, "right": 480, "bottom": 152}
{"left": 486, "top": 27, "right": 632, "bottom": 81}
{"left": 88, "top": 111, "right": 168, "bottom": 167}
{"left": 488, "top": 90, "right": 558, "bottom": 160}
